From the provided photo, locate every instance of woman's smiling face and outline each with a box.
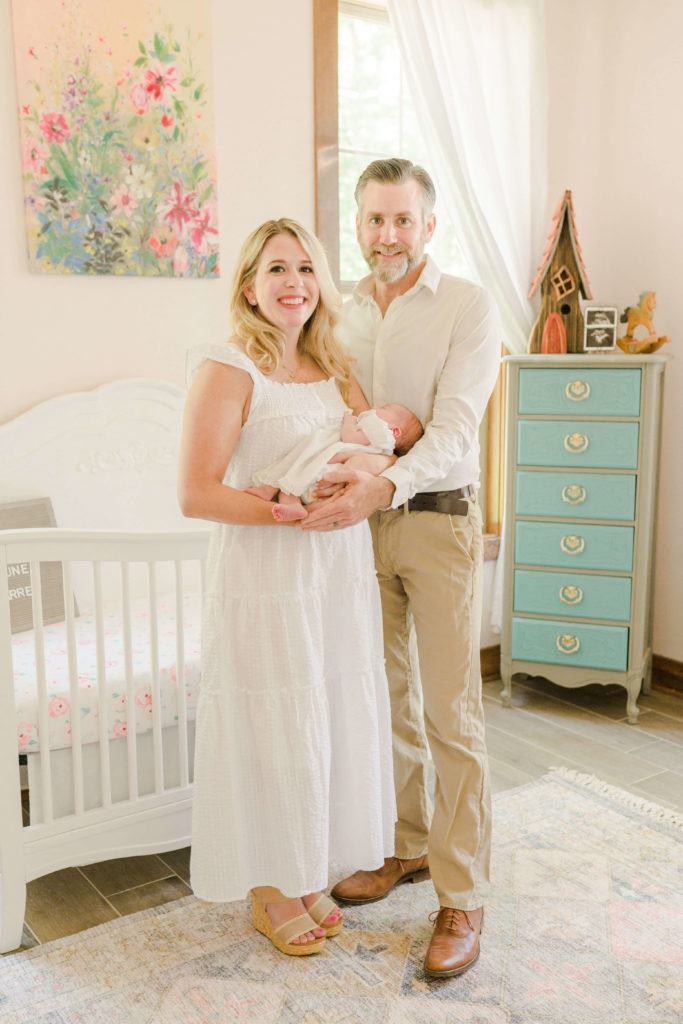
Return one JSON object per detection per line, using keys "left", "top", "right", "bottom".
{"left": 244, "top": 233, "right": 320, "bottom": 341}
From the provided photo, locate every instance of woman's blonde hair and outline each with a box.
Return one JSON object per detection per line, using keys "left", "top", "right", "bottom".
{"left": 229, "top": 218, "right": 353, "bottom": 402}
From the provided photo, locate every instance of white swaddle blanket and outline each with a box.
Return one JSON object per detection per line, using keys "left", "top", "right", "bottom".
{"left": 251, "top": 409, "right": 395, "bottom": 503}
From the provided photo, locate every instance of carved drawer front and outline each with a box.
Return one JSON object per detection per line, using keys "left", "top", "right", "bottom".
{"left": 518, "top": 368, "right": 642, "bottom": 416}
{"left": 515, "top": 470, "right": 636, "bottom": 521}
{"left": 513, "top": 569, "right": 632, "bottom": 621}
{"left": 517, "top": 420, "right": 639, "bottom": 469}
{"left": 511, "top": 617, "right": 629, "bottom": 671}
{"left": 515, "top": 521, "right": 634, "bottom": 572}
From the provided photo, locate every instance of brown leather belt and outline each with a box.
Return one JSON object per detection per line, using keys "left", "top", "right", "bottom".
{"left": 406, "top": 485, "right": 475, "bottom": 515}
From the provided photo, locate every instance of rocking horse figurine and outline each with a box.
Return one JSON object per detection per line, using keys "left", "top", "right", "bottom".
{"left": 617, "top": 291, "right": 671, "bottom": 354}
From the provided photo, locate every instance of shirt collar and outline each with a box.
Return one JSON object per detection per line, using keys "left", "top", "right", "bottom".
{"left": 352, "top": 254, "right": 441, "bottom": 308}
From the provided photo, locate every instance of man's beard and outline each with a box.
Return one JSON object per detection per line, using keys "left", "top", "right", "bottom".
{"left": 362, "top": 238, "right": 426, "bottom": 283}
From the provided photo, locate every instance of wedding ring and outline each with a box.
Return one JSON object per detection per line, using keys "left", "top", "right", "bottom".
{"left": 333, "top": 521, "right": 340, "bottom": 528}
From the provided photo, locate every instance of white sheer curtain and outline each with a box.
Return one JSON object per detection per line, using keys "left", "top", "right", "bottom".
{"left": 387, "top": 0, "right": 548, "bottom": 354}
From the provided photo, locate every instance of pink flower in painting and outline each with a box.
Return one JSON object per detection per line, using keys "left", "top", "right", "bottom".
{"left": 112, "top": 721, "right": 127, "bottom": 738}
{"left": 22, "top": 139, "right": 48, "bottom": 174}
{"left": 144, "top": 63, "right": 178, "bottom": 101}
{"left": 160, "top": 113, "right": 174, "bottom": 128}
{"left": 189, "top": 204, "right": 218, "bottom": 255}
{"left": 110, "top": 184, "right": 139, "bottom": 216}
{"left": 161, "top": 182, "right": 198, "bottom": 233}
{"left": 49, "top": 696, "right": 69, "bottom": 717}
{"left": 18, "top": 723, "right": 35, "bottom": 748}
{"left": 40, "top": 112, "right": 70, "bottom": 144}
{"left": 173, "top": 245, "right": 190, "bottom": 275}
{"left": 149, "top": 222, "right": 178, "bottom": 258}
{"left": 129, "top": 83, "right": 149, "bottom": 114}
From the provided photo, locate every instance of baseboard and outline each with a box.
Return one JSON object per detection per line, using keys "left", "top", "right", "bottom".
{"left": 479, "top": 645, "right": 683, "bottom": 697}
{"left": 652, "top": 654, "right": 683, "bottom": 695}
{"left": 481, "top": 644, "right": 501, "bottom": 682}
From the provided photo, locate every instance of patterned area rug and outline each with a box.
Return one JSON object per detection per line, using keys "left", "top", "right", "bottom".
{"left": 1, "top": 769, "right": 682, "bottom": 1023}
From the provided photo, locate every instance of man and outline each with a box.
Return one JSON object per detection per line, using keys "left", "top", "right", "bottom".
{"left": 303, "top": 158, "right": 500, "bottom": 978}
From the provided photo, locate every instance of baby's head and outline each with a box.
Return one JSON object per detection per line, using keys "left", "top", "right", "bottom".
{"left": 375, "top": 403, "right": 424, "bottom": 456}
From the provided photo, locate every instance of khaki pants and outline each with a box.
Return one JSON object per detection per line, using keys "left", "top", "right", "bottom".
{"left": 370, "top": 499, "right": 491, "bottom": 910}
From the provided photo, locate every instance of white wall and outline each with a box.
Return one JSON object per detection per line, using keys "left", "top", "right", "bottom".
{"left": 0, "top": 0, "right": 315, "bottom": 421}
{"left": 2, "top": 0, "right": 681, "bottom": 661}
{"left": 546, "top": 0, "right": 683, "bottom": 662}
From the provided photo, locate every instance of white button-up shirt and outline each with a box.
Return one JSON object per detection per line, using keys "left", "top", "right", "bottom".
{"left": 338, "top": 256, "right": 501, "bottom": 508}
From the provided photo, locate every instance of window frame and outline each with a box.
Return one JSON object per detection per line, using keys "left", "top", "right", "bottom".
{"left": 313, "top": 0, "right": 504, "bottom": 554}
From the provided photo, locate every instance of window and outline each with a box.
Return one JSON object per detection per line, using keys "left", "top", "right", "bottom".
{"left": 314, "top": 0, "right": 504, "bottom": 551}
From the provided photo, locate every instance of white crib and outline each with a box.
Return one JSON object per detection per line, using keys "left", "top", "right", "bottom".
{"left": 0, "top": 379, "right": 210, "bottom": 952}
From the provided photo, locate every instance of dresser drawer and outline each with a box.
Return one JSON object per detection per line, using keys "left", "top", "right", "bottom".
{"left": 511, "top": 617, "right": 629, "bottom": 670}
{"left": 518, "top": 368, "right": 641, "bottom": 416}
{"left": 515, "top": 470, "right": 636, "bottom": 521}
{"left": 513, "top": 569, "right": 632, "bottom": 621}
{"left": 517, "top": 420, "right": 639, "bottom": 469}
{"left": 515, "top": 521, "right": 634, "bottom": 571}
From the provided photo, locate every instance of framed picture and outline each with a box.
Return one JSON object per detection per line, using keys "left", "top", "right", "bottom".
{"left": 1, "top": 497, "right": 77, "bottom": 633}
{"left": 584, "top": 307, "right": 618, "bottom": 351}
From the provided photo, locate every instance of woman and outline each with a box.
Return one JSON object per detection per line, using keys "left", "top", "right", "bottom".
{"left": 178, "top": 218, "right": 396, "bottom": 956}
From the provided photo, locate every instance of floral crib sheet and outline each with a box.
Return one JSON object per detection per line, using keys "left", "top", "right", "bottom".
{"left": 13, "top": 592, "right": 201, "bottom": 754}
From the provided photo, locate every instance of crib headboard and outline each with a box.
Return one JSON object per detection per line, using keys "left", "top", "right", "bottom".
{"left": 0, "top": 379, "right": 192, "bottom": 532}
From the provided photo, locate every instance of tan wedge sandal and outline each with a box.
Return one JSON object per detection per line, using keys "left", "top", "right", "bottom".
{"left": 250, "top": 887, "right": 326, "bottom": 956}
{"left": 305, "top": 892, "right": 344, "bottom": 937}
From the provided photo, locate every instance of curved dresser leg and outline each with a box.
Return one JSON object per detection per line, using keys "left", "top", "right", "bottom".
{"left": 500, "top": 654, "right": 513, "bottom": 707}
{"left": 625, "top": 671, "right": 642, "bottom": 725}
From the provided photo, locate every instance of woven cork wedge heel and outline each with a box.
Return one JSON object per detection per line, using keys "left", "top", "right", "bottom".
{"left": 250, "top": 888, "right": 326, "bottom": 956}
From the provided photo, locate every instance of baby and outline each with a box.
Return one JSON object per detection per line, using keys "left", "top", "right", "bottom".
{"left": 246, "top": 403, "right": 423, "bottom": 521}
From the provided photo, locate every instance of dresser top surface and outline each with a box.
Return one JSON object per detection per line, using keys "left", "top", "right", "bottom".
{"left": 503, "top": 353, "right": 670, "bottom": 366}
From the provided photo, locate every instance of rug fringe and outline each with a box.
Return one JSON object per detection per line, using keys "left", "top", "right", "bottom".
{"left": 549, "top": 767, "right": 683, "bottom": 830}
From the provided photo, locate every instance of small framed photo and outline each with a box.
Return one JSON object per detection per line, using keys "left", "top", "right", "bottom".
{"left": 584, "top": 306, "right": 618, "bottom": 351}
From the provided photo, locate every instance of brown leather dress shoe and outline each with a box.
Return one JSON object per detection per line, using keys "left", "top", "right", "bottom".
{"left": 424, "top": 906, "right": 483, "bottom": 978}
{"left": 330, "top": 856, "right": 430, "bottom": 905}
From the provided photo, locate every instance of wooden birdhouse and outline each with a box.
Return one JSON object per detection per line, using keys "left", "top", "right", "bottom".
{"left": 528, "top": 190, "right": 593, "bottom": 353}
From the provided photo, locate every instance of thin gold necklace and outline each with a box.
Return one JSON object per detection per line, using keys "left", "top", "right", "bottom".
{"left": 281, "top": 357, "right": 302, "bottom": 379}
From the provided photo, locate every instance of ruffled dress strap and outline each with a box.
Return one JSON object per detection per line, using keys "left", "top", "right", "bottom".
{"left": 185, "top": 342, "right": 264, "bottom": 397}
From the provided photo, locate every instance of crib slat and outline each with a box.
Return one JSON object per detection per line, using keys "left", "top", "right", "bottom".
{"left": 121, "top": 562, "right": 138, "bottom": 802}
{"left": 93, "top": 562, "right": 112, "bottom": 808}
{"left": 174, "top": 561, "right": 189, "bottom": 789}
{"left": 63, "top": 561, "right": 83, "bottom": 817}
{"left": 148, "top": 562, "right": 163, "bottom": 794}
{"left": 30, "top": 561, "right": 53, "bottom": 825}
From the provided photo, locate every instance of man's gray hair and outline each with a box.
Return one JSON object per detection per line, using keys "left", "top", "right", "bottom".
{"left": 354, "top": 158, "right": 436, "bottom": 219}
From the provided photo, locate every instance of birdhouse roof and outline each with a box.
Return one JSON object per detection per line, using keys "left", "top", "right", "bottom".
{"left": 528, "top": 190, "right": 593, "bottom": 300}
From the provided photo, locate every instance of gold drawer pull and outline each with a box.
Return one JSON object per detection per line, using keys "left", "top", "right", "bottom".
{"left": 560, "top": 584, "right": 583, "bottom": 605}
{"left": 566, "top": 380, "right": 591, "bottom": 401}
{"left": 564, "top": 432, "right": 589, "bottom": 453}
{"left": 557, "top": 634, "right": 580, "bottom": 654}
{"left": 562, "top": 484, "right": 586, "bottom": 504}
{"left": 561, "top": 534, "right": 585, "bottom": 554}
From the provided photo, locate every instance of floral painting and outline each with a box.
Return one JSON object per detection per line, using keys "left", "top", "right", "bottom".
{"left": 11, "top": 0, "right": 219, "bottom": 277}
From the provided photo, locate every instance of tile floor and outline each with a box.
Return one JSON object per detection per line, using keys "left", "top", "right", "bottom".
{"left": 7, "top": 675, "right": 682, "bottom": 955}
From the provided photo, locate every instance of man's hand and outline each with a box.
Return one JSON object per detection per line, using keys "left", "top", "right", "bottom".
{"left": 301, "top": 466, "right": 395, "bottom": 531}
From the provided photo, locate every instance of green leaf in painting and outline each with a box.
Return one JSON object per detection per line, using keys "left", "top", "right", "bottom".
{"left": 203, "top": 253, "right": 218, "bottom": 276}
{"left": 154, "top": 32, "right": 164, "bottom": 57}
{"left": 191, "top": 160, "right": 206, "bottom": 184}
{"left": 138, "top": 40, "right": 146, "bottom": 55}
{"left": 134, "top": 56, "right": 146, "bottom": 66}
{"left": 194, "top": 84, "right": 204, "bottom": 101}
{"left": 51, "top": 147, "right": 77, "bottom": 191}
{"left": 199, "top": 184, "right": 214, "bottom": 205}
{"left": 181, "top": 78, "right": 193, "bottom": 87}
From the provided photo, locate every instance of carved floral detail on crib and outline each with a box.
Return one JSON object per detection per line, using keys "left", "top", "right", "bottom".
{"left": 77, "top": 442, "right": 177, "bottom": 474}
{"left": 13, "top": 593, "right": 201, "bottom": 753}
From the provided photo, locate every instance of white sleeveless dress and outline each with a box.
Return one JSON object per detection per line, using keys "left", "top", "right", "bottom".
{"left": 188, "top": 343, "right": 396, "bottom": 901}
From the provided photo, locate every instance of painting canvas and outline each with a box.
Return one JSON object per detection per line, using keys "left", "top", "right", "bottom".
{"left": 11, "top": 0, "right": 219, "bottom": 277}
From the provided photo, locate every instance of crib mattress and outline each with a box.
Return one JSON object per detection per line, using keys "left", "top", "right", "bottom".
{"left": 13, "top": 592, "right": 201, "bottom": 754}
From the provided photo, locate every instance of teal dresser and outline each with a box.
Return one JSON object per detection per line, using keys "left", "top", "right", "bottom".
{"left": 500, "top": 354, "right": 667, "bottom": 722}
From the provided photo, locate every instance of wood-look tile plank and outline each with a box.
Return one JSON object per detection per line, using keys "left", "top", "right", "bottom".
{"left": 624, "top": 770, "right": 683, "bottom": 812}
{"left": 640, "top": 689, "right": 683, "bottom": 723}
{"left": 107, "top": 876, "right": 192, "bottom": 916}
{"left": 488, "top": 754, "right": 535, "bottom": 794}
{"left": 25, "top": 868, "right": 118, "bottom": 943}
{"left": 79, "top": 855, "right": 174, "bottom": 896}
{"left": 484, "top": 697, "right": 668, "bottom": 788}
{"left": 622, "top": 709, "right": 683, "bottom": 744}
{"left": 485, "top": 686, "right": 656, "bottom": 755}
{"left": 485, "top": 721, "right": 582, "bottom": 778}
{"left": 158, "top": 846, "right": 191, "bottom": 884}
{"left": 630, "top": 738, "right": 683, "bottom": 774}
